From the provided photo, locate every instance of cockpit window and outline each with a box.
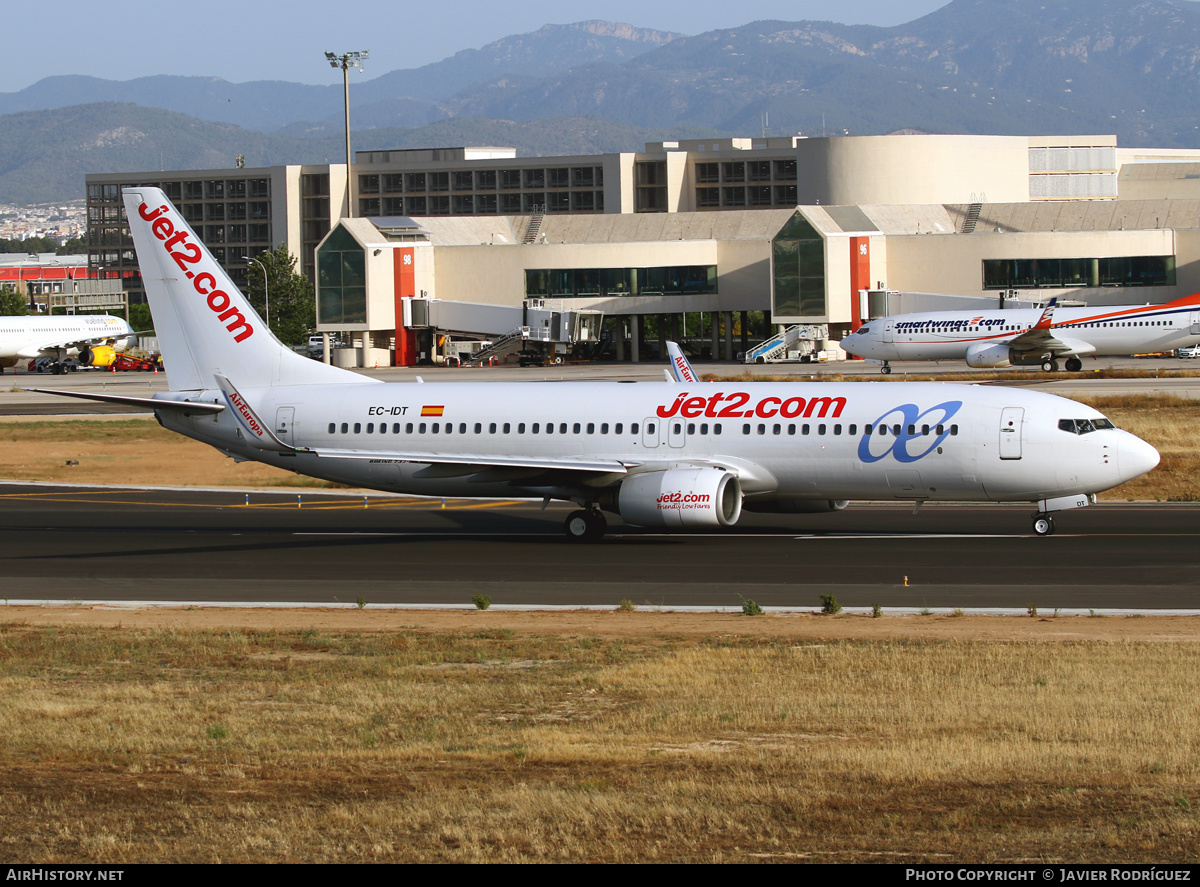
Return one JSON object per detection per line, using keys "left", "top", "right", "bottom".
{"left": 857, "top": 326, "right": 869, "bottom": 335}
{"left": 1058, "top": 417, "right": 1115, "bottom": 435}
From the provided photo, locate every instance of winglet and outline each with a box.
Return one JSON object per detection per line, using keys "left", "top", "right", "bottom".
{"left": 666, "top": 341, "right": 698, "bottom": 383}
{"left": 1033, "top": 298, "right": 1057, "bottom": 331}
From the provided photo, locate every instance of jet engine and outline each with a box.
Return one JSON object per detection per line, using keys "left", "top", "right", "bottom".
{"left": 964, "top": 342, "right": 1015, "bottom": 369}
{"left": 77, "top": 345, "right": 118, "bottom": 367}
{"left": 616, "top": 468, "right": 742, "bottom": 528}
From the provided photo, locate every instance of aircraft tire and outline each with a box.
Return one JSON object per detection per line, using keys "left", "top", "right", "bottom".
{"left": 1032, "top": 514, "right": 1055, "bottom": 536}
{"left": 1065, "top": 357, "right": 1082, "bottom": 372}
{"left": 1041, "top": 359, "right": 1057, "bottom": 372}
{"left": 881, "top": 365, "right": 892, "bottom": 375}
{"left": 564, "top": 509, "right": 606, "bottom": 542}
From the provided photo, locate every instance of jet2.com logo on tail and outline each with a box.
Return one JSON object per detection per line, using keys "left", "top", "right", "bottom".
{"left": 858, "top": 401, "right": 962, "bottom": 464}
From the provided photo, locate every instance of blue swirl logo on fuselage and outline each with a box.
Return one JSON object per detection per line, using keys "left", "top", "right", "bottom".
{"left": 857, "top": 401, "right": 963, "bottom": 464}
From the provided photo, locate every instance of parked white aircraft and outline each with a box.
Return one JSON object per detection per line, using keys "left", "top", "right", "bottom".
{"left": 32, "top": 187, "right": 1161, "bottom": 538}
{"left": 841, "top": 293, "right": 1200, "bottom": 373}
{"left": 0, "top": 314, "right": 135, "bottom": 373}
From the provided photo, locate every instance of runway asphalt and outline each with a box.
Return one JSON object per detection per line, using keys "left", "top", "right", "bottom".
{"left": 0, "top": 485, "right": 1195, "bottom": 612}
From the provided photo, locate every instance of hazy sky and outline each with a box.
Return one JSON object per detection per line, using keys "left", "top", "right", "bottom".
{"left": 2, "top": 0, "right": 952, "bottom": 93}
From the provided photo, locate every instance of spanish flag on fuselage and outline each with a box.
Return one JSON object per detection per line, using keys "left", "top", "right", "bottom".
{"left": 421, "top": 405, "right": 445, "bottom": 417}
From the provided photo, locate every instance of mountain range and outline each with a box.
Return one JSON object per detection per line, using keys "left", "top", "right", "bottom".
{"left": 5, "top": 1, "right": 1200, "bottom": 205}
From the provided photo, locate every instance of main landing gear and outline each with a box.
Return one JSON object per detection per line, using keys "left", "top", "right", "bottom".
{"left": 1032, "top": 512, "right": 1056, "bottom": 536}
{"left": 564, "top": 508, "right": 607, "bottom": 542}
{"left": 1041, "top": 358, "right": 1058, "bottom": 372}
{"left": 1064, "top": 357, "right": 1083, "bottom": 372}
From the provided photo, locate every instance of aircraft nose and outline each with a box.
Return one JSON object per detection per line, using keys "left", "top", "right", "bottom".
{"left": 1118, "top": 434, "right": 1160, "bottom": 484}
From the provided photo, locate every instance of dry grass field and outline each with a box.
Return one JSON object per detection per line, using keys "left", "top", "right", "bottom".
{"left": 2, "top": 613, "right": 1200, "bottom": 863}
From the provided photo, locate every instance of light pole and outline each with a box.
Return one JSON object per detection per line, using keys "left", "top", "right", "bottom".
{"left": 248, "top": 255, "right": 269, "bottom": 332}
{"left": 325, "top": 50, "right": 369, "bottom": 219}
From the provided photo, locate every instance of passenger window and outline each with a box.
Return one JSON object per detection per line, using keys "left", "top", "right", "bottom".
{"left": 419, "top": 423, "right": 426, "bottom": 433}
{"left": 629, "top": 423, "right": 637, "bottom": 434}
{"left": 743, "top": 424, "right": 751, "bottom": 435}
{"left": 864, "top": 425, "right": 872, "bottom": 435}
{"left": 573, "top": 423, "right": 581, "bottom": 434}
{"left": 405, "top": 423, "right": 412, "bottom": 434}
{"left": 367, "top": 423, "right": 374, "bottom": 433}
{"left": 328, "top": 423, "right": 335, "bottom": 434}
{"left": 834, "top": 424, "right": 842, "bottom": 435}
{"left": 802, "top": 424, "right": 810, "bottom": 435}
{"left": 560, "top": 423, "right": 568, "bottom": 434}
{"left": 772, "top": 424, "right": 780, "bottom": 435}
{"left": 354, "top": 423, "right": 362, "bottom": 434}
{"left": 818, "top": 424, "right": 826, "bottom": 435}
{"left": 475, "top": 423, "right": 482, "bottom": 434}
{"left": 687, "top": 423, "right": 695, "bottom": 435}
{"left": 936, "top": 424, "right": 944, "bottom": 435}
{"left": 950, "top": 425, "right": 958, "bottom": 435}
{"left": 587, "top": 423, "right": 594, "bottom": 434}
{"left": 700, "top": 423, "right": 708, "bottom": 434}
{"left": 601, "top": 423, "right": 609, "bottom": 434}
{"left": 714, "top": 423, "right": 722, "bottom": 435}
{"left": 459, "top": 423, "right": 467, "bottom": 434}
{"left": 848, "top": 424, "right": 857, "bottom": 435}
{"left": 503, "top": 423, "right": 510, "bottom": 433}
{"left": 489, "top": 423, "right": 496, "bottom": 433}
{"left": 757, "top": 424, "right": 766, "bottom": 435}
{"left": 646, "top": 423, "right": 655, "bottom": 434}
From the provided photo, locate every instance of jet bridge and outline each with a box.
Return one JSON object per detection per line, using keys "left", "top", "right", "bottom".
{"left": 403, "top": 297, "right": 602, "bottom": 366}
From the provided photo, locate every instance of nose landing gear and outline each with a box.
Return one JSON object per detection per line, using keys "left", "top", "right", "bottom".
{"left": 881, "top": 361, "right": 892, "bottom": 375}
{"left": 1032, "top": 513, "right": 1056, "bottom": 536}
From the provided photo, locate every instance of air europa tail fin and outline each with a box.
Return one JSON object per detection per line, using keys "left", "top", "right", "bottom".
{"left": 122, "top": 186, "right": 376, "bottom": 392}
{"left": 666, "top": 341, "right": 699, "bottom": 383}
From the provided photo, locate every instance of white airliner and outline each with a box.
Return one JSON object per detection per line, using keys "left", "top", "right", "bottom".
{"left": 841, "top": 293, "right": 1200, "bottom": 373}
{"left": 0, "top": 314, "right": 135, "bottom": 373}
{"left": 32, "top": 187, "right": 1161, "bottom": 538}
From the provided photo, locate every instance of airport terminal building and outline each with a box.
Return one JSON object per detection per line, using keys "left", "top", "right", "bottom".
{"left": 85, "top": 133, "right": 1200, "bottom": 365}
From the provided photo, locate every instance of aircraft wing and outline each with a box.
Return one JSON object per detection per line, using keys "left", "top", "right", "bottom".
{"left": 1001, "top": 299, "right": 1095, "bottom": 358}
{"left": 305, "top": 446, "right": 633, "bottom": 476}
{"left": 17, "top": 331, "right": 132, "bottom": 360}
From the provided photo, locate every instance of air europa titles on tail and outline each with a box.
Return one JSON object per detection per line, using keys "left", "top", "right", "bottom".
{"left": 27, "top": 186, "right": 1162, "bottom": 541}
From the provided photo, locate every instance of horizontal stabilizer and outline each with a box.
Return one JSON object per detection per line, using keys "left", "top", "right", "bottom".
{"left": 23, "top": 388, "right": 225, "bottom": 414}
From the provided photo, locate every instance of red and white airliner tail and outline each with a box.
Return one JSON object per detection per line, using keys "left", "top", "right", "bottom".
{"left": 126, "top": 193, "right": 373, "bottom": 392}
